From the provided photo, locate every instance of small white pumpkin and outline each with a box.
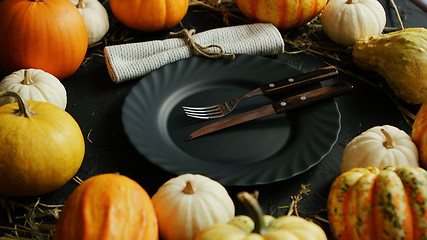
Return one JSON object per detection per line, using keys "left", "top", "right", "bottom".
{"left": 321, "top": 0, "right": 386, "bottom": 47}
{"left": 152, "top": 174, "right": 235, "bottom": 240}
{"left": 71, "top": 0, "right": 109, "bottom": 46}
{"left": 0, "top": 69, "right": 67, "bottom": 110}
{"left": 341, "top": 125, "right": 419, "bottom": 172}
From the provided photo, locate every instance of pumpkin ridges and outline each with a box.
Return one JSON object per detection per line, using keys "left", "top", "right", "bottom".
{"left": 164, "top": 0, "right": 188, "bottom": 29}
{"left": 341, "top": 125, "right": 419, "bottom": 172}
{"left": 0, "top": 69, "right": 68, "bottom": 110}
{"left": 196, "top": 192, "right": 327, "bottom": 240}
{"left": 349, "top": 173, "right": 377, "bottom": 239}
{"left": 395, "top": 167, "right": 427, "bottom": 239}
{"left": 327, "top": 167, "right": 380, "bottom": 239}
{"left": 329, "top": 167, "right": 427, "bottom": 239}
{"left": 53, "top": 174, "right": 158, "bottom": 240}
{"left": 277, "top": 0, "right": 289, "bottom": 29}
{"left": 152, "top": 174, "right": 235, "bottom": 240}
{"left": 0, "top": 0, "right": 88, "bottom": 79}
{"left": 109, "top": 0, "right": 187, "bottom": 32}
{"left": 373, "top": 168, "right": 413, "bottom": 239}
{"left": 235, "top": 0, "right": 326, "bottom": 29}
{"left": 328, "top": 168, "right": 365, "bottom": 239}
{"left": 412, "top": 103, "right": 427, "bottom": 168}
{"left": 322, "top": 0, "right": 386, "bottom": 46}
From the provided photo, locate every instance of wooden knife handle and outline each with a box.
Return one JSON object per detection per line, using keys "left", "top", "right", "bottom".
{"left": 272, "top": 81, "right": 354, "bottom": 114}
{"left": 260, "top": 66, "right": 338, "bottom": 95}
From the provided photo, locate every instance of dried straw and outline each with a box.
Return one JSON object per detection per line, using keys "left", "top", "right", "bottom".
{"left": 0, "top": 198, "right": 62, "bottom": 239}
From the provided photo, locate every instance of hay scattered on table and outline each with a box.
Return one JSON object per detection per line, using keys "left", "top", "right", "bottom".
{"left": 0, "top": 198, "right": 62, "bottom": 239}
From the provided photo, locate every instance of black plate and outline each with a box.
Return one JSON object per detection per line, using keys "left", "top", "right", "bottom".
{"left": 122, "top": 55, "right": 341, "bottom": 186}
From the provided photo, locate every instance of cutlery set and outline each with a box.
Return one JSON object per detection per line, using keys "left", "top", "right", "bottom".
{"left": 183, "top": 66, "right": 354, "bottom": 140}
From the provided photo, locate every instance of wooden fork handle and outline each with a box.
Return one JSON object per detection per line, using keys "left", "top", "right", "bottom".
{"left": 260, "top": 66, "right": 339, "bottom": 96}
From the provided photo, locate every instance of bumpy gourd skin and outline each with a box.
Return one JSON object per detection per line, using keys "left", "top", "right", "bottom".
{"left": 327, "top": 166, "right": 427, "bottom": 239}
{"left": 196, "top": 215, "right": 327, "bottom": 240}
{"left": 352, "top": 28, "right": 427, "bottom": 104}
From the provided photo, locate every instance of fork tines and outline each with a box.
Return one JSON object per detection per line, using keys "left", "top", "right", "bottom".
{"left": 182, "top": 105, "right": 223, "bottom": 119}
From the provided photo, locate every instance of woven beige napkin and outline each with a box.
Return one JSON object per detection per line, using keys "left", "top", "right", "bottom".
{"left": 104, "top": 23, "right": 284, "bottom": 83}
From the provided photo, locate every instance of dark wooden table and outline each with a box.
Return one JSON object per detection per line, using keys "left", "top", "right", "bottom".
{"left": 1, "top": 0, "right": 426, "bottom": 238}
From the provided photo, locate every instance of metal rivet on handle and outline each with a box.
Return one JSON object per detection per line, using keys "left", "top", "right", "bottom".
{"left": 301, "top": 96, "right": 307, "bottom": 100}
{"left": 269, "top": 83, "right": 275, "bottom": 88}
{"left": 288, "top": 78, "right": 294, "bottom": 82}
{"left": 280, "top": 102, "right": 287, "bottom": 106}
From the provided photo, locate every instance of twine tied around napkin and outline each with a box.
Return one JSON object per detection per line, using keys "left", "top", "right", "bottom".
{"left": 170, "top": 28, "right": 235, "bottom": 60}
{"left": 104, "top": 23, "right": 285, "bottom": 83}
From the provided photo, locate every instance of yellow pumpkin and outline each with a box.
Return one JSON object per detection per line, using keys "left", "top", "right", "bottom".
{"left": 327, "top": 166, "right": 427, "bottom": 239}
{"left": 53, "top": 173, "right": 158, "bottom": 240}
{"left": 109, "top": 0, "right": 188, "bottom": 31}
{"left": 235, "top": 0, "right": 327, "bottom": 29}
{"left": 195, "top": 192, "right": 327, "bottom": 240}
{"left": 0, "top": 91, "right": 85, "bottom": 196}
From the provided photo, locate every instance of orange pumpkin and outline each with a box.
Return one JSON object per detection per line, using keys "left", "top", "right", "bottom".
{"left": 0, "top": 0, "right": 88, "bottom": 80}
{"left": 327, "top": 166, "right": 427, "bottom": 239}
{"left": 412, "top": 102, "right": 427, "bottom": 168}
{"left": 235, "top": 0, "right": 326, "bottom": 29}
{"left": 53, "top": 173, "right": 158, "bottom": 240}
{"left": 109, "top": 0, "right": 188, "bottom": 31}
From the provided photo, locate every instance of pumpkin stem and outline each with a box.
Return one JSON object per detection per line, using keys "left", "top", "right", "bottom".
{"left": 0, "top": 91, "right": 34, "bottom": 118}
{"left": 381, "top": 128, "right": 394, "bottom": 149}
{"left": 237, "top": 192, "right": 267, "bottom": 235}
{"left": 346, "top": 0, "right": 357, "bottom": 3}
{"left": 77, "top": 0, "right": 84, "bottom": 8}
{"left": 21, "top": 69, "right": 33, "bottom": 85}
{"left": 183, "top": 181, "right": 196, "bottom": 194}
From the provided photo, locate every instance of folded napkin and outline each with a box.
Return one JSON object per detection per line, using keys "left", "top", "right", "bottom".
{"left": 104, "top": 23, "right": 284, "bottom": 83}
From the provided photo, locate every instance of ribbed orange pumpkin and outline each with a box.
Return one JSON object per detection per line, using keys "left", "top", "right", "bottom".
{"left": 412, "top": 102, "right": 427, "bottom": 168}
{"left": 327, "top": 167, "right": 427, "bottom": 239}
{"left": 109, "top": 0, "right": 188, "bottom": 31}
{"left": 53, "top": 173, "right": 158, "bottom": 240}
{"left": 0, "top": 0, "right": 88, "bottom": 80}
{"left": 235, "top": 0, "right": 326, "bottom": 29}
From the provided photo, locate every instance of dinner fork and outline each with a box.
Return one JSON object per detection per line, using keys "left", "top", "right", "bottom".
{"left": 182, "top": 66, "right": 339, "bottom": 119}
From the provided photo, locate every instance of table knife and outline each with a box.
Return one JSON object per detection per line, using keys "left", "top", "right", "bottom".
{"left": 186, "top": 81, "right": 354, "bottom": 140}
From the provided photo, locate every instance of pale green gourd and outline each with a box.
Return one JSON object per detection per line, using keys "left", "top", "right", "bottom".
{"left": 352, "top": 28, "right": 427, "bottom": 104}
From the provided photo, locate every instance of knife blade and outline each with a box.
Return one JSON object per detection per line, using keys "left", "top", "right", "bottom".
{"left": 185, "top": 81, "right": 353, "bottom": 141}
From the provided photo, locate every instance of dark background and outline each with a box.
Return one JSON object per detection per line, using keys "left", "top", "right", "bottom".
{"left": 0, "top": 0, "right": 426, "bottom": 238}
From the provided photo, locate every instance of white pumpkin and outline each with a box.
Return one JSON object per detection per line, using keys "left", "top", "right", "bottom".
{"left": 71, "top": 0, "right": 109, "bottom": 46}
{"left": 152, "top": 174, "right": 235, "bottom": 240}
{"left": 341, "top": 125, "right": 419, "bottom": 172}
{"left": 321, "top": 0, "right": 386, "bottom": 47}
{"left": 0, "top": 69, "right": 67, "bottom": 110}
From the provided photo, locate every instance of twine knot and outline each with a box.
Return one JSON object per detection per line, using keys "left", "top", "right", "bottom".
{"left": 171, "top": 28, "right": 235, "bottom": 60}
